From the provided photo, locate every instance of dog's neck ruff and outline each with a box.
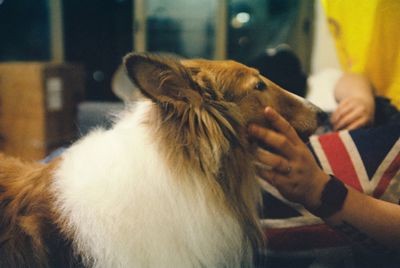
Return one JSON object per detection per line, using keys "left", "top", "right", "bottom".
{"left": 51, "top": 101, "right": 251, "bottom": 268}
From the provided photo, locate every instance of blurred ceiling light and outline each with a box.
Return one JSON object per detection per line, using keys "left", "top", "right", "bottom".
{"left": 237, "top": 12, "right": 250, "bottom": 23}
{"left": 231, "top": 12, "right": 251, "bottom": 29}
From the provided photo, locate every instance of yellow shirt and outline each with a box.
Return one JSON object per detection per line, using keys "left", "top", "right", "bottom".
{"left": 322, "top": 0, "right": 400, "bottom": 108}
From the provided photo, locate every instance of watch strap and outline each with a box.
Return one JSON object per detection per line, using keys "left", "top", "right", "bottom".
{"left": 310, "top": 174, "right": 348, "bottom": 218}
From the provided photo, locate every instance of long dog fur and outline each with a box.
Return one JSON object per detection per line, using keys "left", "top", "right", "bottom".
{"left": 0, "top": 53, "right": 322, "bottom": 267}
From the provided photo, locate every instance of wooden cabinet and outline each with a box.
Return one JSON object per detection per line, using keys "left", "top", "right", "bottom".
{"left": 0, "top": 63, "right": 84, "bottom": 160}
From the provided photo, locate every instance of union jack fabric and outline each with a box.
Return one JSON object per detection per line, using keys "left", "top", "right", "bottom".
{"left": 260, "top": 123, "right": 400, "bottom": 253}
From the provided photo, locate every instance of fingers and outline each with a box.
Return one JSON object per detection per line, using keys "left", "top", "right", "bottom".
{"left": 255, "top": 165, "right": 276, "bottom": 185}
{"left": 333, "top": 107, "right": 363, "bottom": 130}
{"left": 248, "top": 107, "right": 302, "bottom": 159}
{"left": 331, "top": 99, "right": 353, "bottom": 125}
{"left": 331, "top": 97, "right": 374, "bottom": 130}
{"left": 346, "top": 117, "right": 369, "bottom": 130}
{"left": 332, "top": 105, "right": 372, "bottom": 130}
{"left": 255, "top": 164, "right": 287, "bottom": 187}
{"left": 249, "top": 125, "right": 296, "bottom": 159}
{"left": 255, "top": 148, "right": 291, "bottom": 174}
{"left": 263, "top": 107, "right": 302, "bottom": 145}
{"left": 254, "top": 147, "right": 293, "bottom": 189}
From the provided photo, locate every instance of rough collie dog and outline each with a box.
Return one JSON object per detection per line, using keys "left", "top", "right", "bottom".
{"left": 0, "top": 53, "right": 323, "bottom": 268}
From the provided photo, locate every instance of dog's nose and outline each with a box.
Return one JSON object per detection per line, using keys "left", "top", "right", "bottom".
{"left": 316, "top": 110, "right": 329, "bottom": 125}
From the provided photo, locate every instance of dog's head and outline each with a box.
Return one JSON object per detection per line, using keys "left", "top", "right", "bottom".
{"left": 123, "top": 52, "right": 324, "bottom": 140}
{"left": 123, "top": 52, "right": 323, "bottom": 251}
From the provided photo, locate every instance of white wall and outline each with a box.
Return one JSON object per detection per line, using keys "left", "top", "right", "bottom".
{"left": 310, "top": 0, "right": 340, "bottom": 74}
{"left": 307, "top": 0, "right": 342, "bottom": 111}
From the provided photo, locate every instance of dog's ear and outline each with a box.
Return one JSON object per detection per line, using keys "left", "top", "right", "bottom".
{"left": 123, "top": 53, "right": 201, "bottom": 104}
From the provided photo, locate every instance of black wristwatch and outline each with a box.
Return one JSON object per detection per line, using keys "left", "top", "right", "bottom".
{"left": 310, "top": 175, "right": 349, "bottom": 218}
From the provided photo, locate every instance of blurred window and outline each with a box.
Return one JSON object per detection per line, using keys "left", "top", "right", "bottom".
{"left": 145, "top": 0, "right": 217, "bottom": 59}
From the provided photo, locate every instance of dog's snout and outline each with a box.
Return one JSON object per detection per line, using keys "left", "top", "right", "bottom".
{"left": 316, "top": 110, "right": 328, "bottom": 125}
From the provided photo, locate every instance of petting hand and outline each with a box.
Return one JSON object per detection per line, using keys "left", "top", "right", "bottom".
{"left": 331, "top": 73, "right": 375, "bottom": 130}
{"left": 248, "top": 107, "right": 329, "bottom": 210}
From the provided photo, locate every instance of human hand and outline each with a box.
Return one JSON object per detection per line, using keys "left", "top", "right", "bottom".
{"left": 331, "top": 73, "right": 375, "bottom": 130}
{"left": 248, "top": 107, "right": 329, "bottom": 209}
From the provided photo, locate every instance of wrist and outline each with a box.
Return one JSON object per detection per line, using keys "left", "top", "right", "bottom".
{"left": 334, "top": 73, "right": 374, "bottom": 102}
{"left": 304, "top": 172, "right": 330, "bottom": 210}
{"left": 308, "top": 175, "right": 349, "bottom": 218}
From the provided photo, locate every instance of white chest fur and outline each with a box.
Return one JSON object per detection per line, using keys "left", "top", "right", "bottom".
{"left": 51, "top": 101, "right": 250, "bottom": 268}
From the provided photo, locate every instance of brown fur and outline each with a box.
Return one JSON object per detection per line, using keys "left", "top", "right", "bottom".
{"left": 0, "top": 155, "right": 77, "bottom": 268}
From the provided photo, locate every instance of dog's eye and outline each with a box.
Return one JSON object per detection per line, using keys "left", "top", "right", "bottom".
{"left": 254, "top": 81, "right": 267, "bottom": 91}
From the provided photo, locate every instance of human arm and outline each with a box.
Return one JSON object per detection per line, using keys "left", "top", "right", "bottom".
{"left": 331, "top": 73, "right": 375, "bottom": 130}
{"left": 249, "top": 107, "right": 400, "bottom": 251}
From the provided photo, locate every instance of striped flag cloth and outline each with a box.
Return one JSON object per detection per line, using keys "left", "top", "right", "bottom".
{"left": 260, "top": 123, "right": 400, "bottom": 253}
